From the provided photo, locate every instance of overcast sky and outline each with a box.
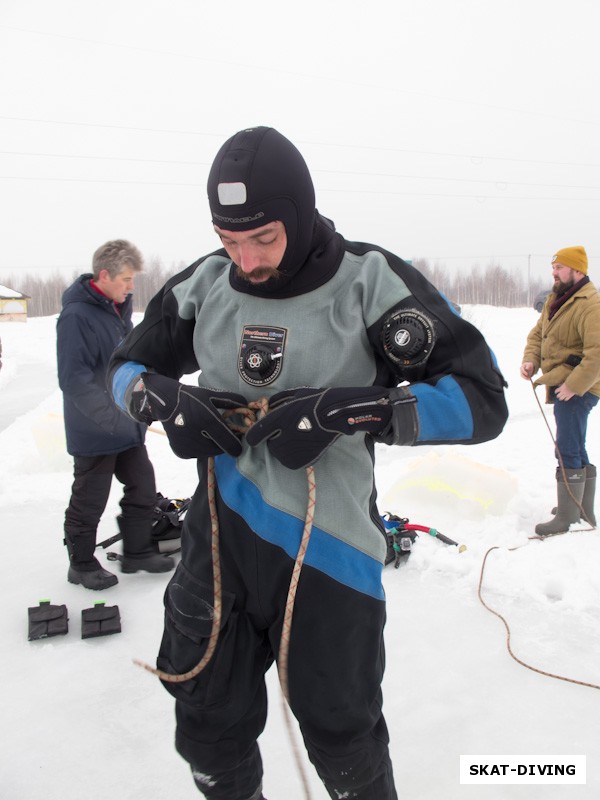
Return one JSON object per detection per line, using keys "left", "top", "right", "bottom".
{"left": 1, "top": 0, "right": 600, "bottom": 285}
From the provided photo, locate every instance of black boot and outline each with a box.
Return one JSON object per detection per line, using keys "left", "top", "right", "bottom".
{"left": 535, "top": 468, "right": 586, "bottom": 536}
{"left": 68, "top": 563, "right": 118, "bottom": 590}
{"left": 65, "top": 530, "right": 118, "bottom": 590}
{"left": 117, "top": 515, "right": 175, "bottom": 574}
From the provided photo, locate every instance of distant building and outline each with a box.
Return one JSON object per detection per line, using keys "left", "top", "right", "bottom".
{"left": 0, "top": 284, "right": 29, "bottom": 322}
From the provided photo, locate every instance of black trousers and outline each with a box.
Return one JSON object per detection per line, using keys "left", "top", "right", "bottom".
{"left": 157, "top": 472, "right": 398, "bottom": 800}
{"left": 64, "top": 445, "right": 156, "bottom": 566}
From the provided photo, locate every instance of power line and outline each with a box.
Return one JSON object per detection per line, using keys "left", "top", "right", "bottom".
{"left": 0, "top": 175, "right": 203, "bottom": 188}
{"left": 0, "top": 149, "right": 210, "bottom": 168}
{"left": 2, "top": 173, "right": 600, "bottom": 202}
{"left": 319, "top": 169, "right": 600, "bottom": 192}
{"left": 0, "top": 113, "right": 221, "bottom": 139}
{"left": 3, "top": 114, "right": 600, "bottom": 171}
{"left": 320, "top": 187, "right": 600, "bottom": 202}
{"left": 306, "top": 138, "right": 600, "bottom": 170}
{"left": 4, "top": 149, "right": 600, "bottom": 192}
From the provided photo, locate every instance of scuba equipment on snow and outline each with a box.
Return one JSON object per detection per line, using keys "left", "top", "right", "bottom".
{"left": 382, "top": 512, "right": 466, "bottom": 568}
{"left": 96, "top": 493, "right": 191, "bottom": 555}
{"left": 382, "top": 514, "right": 418, "bottom": 566}
{"left": 28, "top": 600, "right": 69, "bottom": 640}
{"left": 151, "top": 494, "right": 191, "bottom": 554}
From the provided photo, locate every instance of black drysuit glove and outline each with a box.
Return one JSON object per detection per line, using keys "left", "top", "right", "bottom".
{"left": 130, "top": 373, "right": 247, "bottom": 459}
{"left": 245, "top": 386, "right": 392, "bottom": 469}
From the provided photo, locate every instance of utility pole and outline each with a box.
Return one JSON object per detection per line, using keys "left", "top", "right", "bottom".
{"left": 527, "top": 254, "right": 531, "bottom": 305}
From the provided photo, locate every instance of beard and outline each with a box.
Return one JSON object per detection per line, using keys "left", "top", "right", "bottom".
{"left": 553, "top": 276, "right": 575, "bottom": 297}
{"left": 234, "top": 264, "right": 281, "bottom": 284}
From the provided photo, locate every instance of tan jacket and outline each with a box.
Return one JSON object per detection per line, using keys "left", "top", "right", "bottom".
{"left": 523, "top": 279, "right": 600, "bottom": 402}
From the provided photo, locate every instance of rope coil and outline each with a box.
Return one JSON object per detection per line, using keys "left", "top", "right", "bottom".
{"left": 133, "top": 454, "right": 223, "bottom": 683}
{"left": 476, "top": 380, "right": 599, "bottom": 692}
{"left": 478, "top": 544, "right": 600, "bottom": 691}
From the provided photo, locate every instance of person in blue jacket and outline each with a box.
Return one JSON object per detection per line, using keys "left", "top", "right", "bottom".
{"left": 109, "top": 129, "right": 508, "bottom": 800}
{"left": 57, "top": 239, "right": 174, "bottom": 590}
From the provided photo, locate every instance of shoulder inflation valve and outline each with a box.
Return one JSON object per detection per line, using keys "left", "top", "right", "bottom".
{"left": 382, "top": 309, "right": 435, "bottom": 370}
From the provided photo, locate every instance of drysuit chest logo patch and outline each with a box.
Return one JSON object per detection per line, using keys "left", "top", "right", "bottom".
{"left": 238, "top": 325, "right": 287, "bottom": 386}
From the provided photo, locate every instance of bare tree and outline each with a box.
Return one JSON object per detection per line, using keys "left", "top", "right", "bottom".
{"left": 411, "top": 258, "right": 538, "bottom": 308}
{"left": 0, "top": 258, "right": 187, "bottom": 317}
{"left": 0, "top": 271, "right": 72, "bottom": 317}
{"left": 2, "top": 257, "right": 546, "bottom": 317}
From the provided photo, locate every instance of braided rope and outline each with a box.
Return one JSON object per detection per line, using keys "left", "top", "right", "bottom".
{"left": 133, "top": 454, "right": 222, "bottom": 682}
{"left": 278, "top": 465, "right": 316, "bottom": 800}
{"left": 278, "top": 465, "right": 316, "bottom": 701}
{"left": 476, "top": 381, "right": 600, "bottom": 692}
{"left": 134, "top": 403, "right": 263, "bottom": 680}
{"left": 478, "top": 545, "right": 600, "bottom": 691}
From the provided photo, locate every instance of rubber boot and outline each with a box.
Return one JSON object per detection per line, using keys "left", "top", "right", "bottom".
{"left": 65, "top": 530, "right": 118, "bottom": 590}
{"left": 535, "top": 468, "right": 586, "bottom": 536}
{"left": 581, "top": 464, "right": 597, "bottom": 527}
{"left": 117, "top": 515, "right": 175, "bottom": 574}
{"left": 551, "top": 464, "right": 597, "bottom": 525}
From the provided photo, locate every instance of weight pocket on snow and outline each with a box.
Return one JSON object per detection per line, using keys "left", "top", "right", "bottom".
{"left": 28, "top": 601, "right": 68, "bottom": 641}
{"left": 81, "top": 603, "right": 121, "bottom": 639}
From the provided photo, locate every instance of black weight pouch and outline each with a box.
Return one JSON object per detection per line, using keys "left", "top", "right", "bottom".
{"left": 28, "top": 601, "right": 68, "bottom": 640}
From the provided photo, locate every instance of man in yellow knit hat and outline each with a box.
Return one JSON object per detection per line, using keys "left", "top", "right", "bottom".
{"left": 521, "top": 246, "right": 600, "bottom": 534}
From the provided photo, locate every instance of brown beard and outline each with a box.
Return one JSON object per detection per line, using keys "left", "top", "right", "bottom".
{"left": 234, "top": 265, "right": 281, "bottom": 284}
{"left": 553, "top": 276, "right": 575, "bottom": 297}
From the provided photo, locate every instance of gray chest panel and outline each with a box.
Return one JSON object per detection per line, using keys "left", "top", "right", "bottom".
{"left": 171, "top": 251, "right": 411, "bottom": 562}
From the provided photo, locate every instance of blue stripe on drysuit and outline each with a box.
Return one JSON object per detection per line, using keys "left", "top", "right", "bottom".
{"left": 214, "top": 455, "right": 385, "bottom": 601}
{"left": 112, "top": 361, "right": 146, "bottom": 412}
{"left": 412, "top": 374, "right": 473, "bottom": 441}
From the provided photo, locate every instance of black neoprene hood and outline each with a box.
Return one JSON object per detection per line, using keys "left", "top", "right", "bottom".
{"left": 207, "top": 127, "right": 316, "bottom": 284}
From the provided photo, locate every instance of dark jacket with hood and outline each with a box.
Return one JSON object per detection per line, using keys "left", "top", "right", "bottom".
{"left": 57, "top": 273, "right": 146, "bottom": 457}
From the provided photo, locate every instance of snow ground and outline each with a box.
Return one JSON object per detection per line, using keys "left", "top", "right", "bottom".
{"left": 0, "top": 306, "right": 599, "bottom": 800}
